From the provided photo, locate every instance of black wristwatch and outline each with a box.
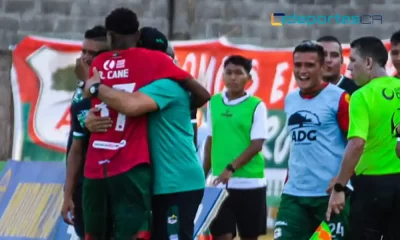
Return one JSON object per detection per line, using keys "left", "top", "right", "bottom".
{"left": 226, "top": 164, "right": 235, "bottom": 173}
{"left": 333, "top": 183, "right": 346, "bottom": 192}
{"left": 77, "top": 80, "right": 85, "bottom": 89}
{"left": 89, "top": 83, "right": 101, "bottom": 97}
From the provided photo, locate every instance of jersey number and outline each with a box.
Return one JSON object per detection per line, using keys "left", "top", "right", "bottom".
{"left": 95, "top": 83, "right": 136, "bottom": 132}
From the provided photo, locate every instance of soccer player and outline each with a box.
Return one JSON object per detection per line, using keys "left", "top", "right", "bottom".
{"left": 63, "top": 25, "right": 108, "bottom": 239}
{"left": 202, "top": 55, "right": 268, "bottom": 240}
{"left": 327, "top": 36, "right": 400, "bottom": 240}
{"left": 274, "top": 41, "right": 350, "bottom": 240}
{"left": 81, "top": 8, "right": 208, "bottom": 240}
{"left": 390, "top": 30, "right": 400, "bottom": 78}
{"left": 317, "top": 35, "right": 359, "bottom": 94}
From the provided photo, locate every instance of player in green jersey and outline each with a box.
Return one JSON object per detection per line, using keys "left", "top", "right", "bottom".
{"left": 326, "top": 36, "right": 400, "bottom": 240}
{"left": 203, "top": 55, "right": 268, "bottom": 240}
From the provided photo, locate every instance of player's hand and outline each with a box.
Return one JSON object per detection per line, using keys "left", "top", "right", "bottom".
{"left": 61, "top": 197, "right": 75, "bottom": 225}
{"left": 85, "top": 108, "right": 112, "bottom": 132}
{"left": 326, "top": 190, "right": 345, "bottom": 221}
{"left": 326, "top": 177, "right": 337, "bottom": 194}
{"left": 83, "top": 67, "right": 101, "bottom": 96}
{"left": 213, "top": 169, "right": 233, "bottom": 186}
{"left": 74, "top": 57, "right": 90, "bottom": 81}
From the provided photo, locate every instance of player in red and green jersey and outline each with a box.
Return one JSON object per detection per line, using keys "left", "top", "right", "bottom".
{"left": 81, "top": 8, "right": 208, "bottom": 240}
{"left": 327, "top": 36, "right": 400, "bottom": 240}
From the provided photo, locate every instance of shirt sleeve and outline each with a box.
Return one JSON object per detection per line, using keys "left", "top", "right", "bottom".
{"left": 139, "top": 79, "right": 180, "bottom": 110}
{"left": 250, "top": 101, "right": 268, "bottom": 140}
{"left": 71, "top": 103, "right": 85, "bottom": 139}
{"left": 207, "top": 104, "right": 212, "bottom": 137}
{"left": 347, "top": 91, "right": 369, "bottom": 140}
{"left": 337, "top": 92, "right": 350, "bottom": 133}
{"left": 152, "top": 51, "right": 192, "bottom": 82}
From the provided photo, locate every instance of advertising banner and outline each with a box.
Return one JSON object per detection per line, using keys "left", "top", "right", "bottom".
{"left": 11, "top": 36, "right": 394, "bottom": 227}
{"left": 0, "top": 160, "right": 227, "bottom": 239}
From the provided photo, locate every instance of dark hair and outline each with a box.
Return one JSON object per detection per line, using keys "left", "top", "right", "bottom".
{"left": 84, "top": 25, "right": 107, "bottom": 41}
{"left": 223, "top": 55, "right": 252, "bottom": 74}
{"left": 350, "top": 36, "right": 388, "bottom": 68}
{"left": 105, "top": 8, "right": 139, "bottom": 35}
{"left": 138, "top": 27, "right": 168, "bottom": 52}
{"left": 293, "top": 40, "right": 325, "bottom": 64}
{"left": 390, "top": 30, "right": 400, "bottom": 45}
{"left": 317, "top": 35, "right": 343, "bottom": 53}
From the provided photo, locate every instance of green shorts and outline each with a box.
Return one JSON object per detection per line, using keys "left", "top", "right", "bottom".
{"left": 274, "top": 194, "right": 350, "bottom": 240}
{"left": 83, "top": 164, "right": 152, "bottom": 240}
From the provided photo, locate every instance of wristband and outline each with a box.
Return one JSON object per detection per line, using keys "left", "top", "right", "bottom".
{"left": 89, "top": 83, "right": 101, "bottom": 98}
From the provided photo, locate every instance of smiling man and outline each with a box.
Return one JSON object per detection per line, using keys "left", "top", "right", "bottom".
{"left": 327, "top": 36, "right": 400, "bottom": 240}
{"left": 274, "top": 41, "right": 350, "bottom": 240}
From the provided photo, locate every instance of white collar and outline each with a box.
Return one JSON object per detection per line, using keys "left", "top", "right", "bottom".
{"left": 222, "top": 90, "right": 250, "bottom": 105}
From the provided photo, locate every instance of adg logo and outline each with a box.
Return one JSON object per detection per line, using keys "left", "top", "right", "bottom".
{"left": 270, "top": 13, "right": 383, "bottom": 26}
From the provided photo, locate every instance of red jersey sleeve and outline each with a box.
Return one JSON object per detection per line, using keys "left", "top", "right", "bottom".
{"left": 337, "top": 92, "right": 350, "bottom": 133}
{"left": 151, "top": 51, "right": 192, "bottom": 81}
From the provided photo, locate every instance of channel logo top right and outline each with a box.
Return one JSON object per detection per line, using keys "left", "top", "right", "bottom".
{"left": 270, "top": 13, "right": 383, "bottom": 26}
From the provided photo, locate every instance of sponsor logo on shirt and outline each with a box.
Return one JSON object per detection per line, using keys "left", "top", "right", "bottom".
{"left": 99, "top": 59, "right": 129, "bottom": 80}
{"left": 288, "top": 110, "right": 321, "bottom": 144}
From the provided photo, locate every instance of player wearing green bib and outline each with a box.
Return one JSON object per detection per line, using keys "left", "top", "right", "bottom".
{"left": 203, "top": 55, "right": 268, "bottom": 240}
{"left": 327, "top": 36, "right": 400, "bottom": 240}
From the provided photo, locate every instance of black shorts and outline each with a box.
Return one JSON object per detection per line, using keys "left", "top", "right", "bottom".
{"left": 151, "top": 189, "right": 204, "bottom": 240}
{"left": 350, "top": 174, "right": 400, "bottom": 240}
{"left": 210, "top": 187, "right": 267, "bottom": 238}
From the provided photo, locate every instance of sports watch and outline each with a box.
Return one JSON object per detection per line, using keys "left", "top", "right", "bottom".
{"left": 225, "top": 164, "right": 236, "bottom": 173}
{"left": 333, "top": 183, "right": 346, "bottom": 192}
{"left": 89, "top": 83, "right": 101, "bottom": 97}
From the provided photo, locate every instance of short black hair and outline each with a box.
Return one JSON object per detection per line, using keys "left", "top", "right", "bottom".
{"left": 350, "top": 36, "right": 388, "bottom": 68}
{"left": 84, "top": 25, "right": 107, "bottom": 41}
{"left": 223, "top": 55, "right": 252, "bottom": 74}
{"left": 293, "top": 40, "right": 325, "bottom": 64}
{"left": 390, "top": 30, "right": 400, "bottom": 45}
{"left": 317, "top": 35, "right": 343, "bottom": 53}
{"left": 105, "top": 8, "right": 139, "bottom": 35}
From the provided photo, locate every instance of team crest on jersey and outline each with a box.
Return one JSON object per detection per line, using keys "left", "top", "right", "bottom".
{"left": 77, "top": 110, "right": 89, "bottom": 128}
{"left": 288, "top": 110, "right": 321, "bottom": 144}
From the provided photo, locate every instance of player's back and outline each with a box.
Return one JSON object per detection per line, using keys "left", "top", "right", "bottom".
{"left": 86, "top": 48, "right": 164, "bottom": 179}
{"left": 352, "top": 76, "right": 400, "bottom": 175}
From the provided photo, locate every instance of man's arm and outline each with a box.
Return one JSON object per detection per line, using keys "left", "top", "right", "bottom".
{"left": 337, "top": 92, "right": 350, "bottom": 135}
{"left": 203, "top": 105, "right": 212, "bottom": 177}
{"left": 336, "top": 92, "right": 368, "bottom": 185}
{"left": 64, "top": 104, "right": 86, "bottom": 199}
{"left": 152, "top": 52, "right": 211, "bottom": 108}
{"left": 231, "top": 101, "right": 268, "bottom": 170}
{"left": 181, "top": 79, "right": 211, "bottom": 109}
